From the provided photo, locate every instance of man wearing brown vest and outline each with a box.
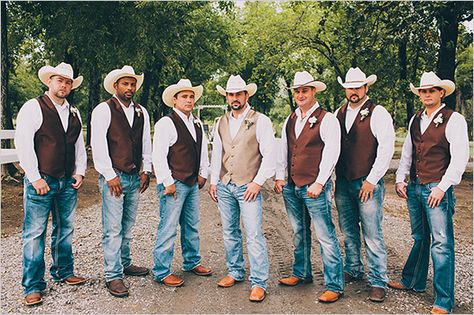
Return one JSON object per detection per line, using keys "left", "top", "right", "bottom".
{"left": 209, "top": 75, "right": 275, "bottom": 302}
{"left": 15, "top": 62, "right": 87, "bottom": 306}
{"left": 274, "top": 71, "right": 344, "bottom": 303}
{"left": 151, "top": 79, "right": 212, "bottom": 287}
{"left": 388, "top": 72, "right": 469, "bottom": 314}
{"left": 91, "top": 66, "right": 152, "bottom": 298}
{"left": 333, "top": 67, "right": 395, "bottom": 302}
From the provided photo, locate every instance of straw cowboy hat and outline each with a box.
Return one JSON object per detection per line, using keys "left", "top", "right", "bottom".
{"left": 162, "top": 79, "right": 203, "bottom": 107}
{"left": 337, "top": 67, "right": 377, "bottom": 89}
{"left": 103, "top": 65, "right": 144, "bottom": 95}
{"left": 216, "top": 75, "right": 257, "bottom": 96}
{"left": 289, "top": 71, "right": 326, "bottom": 92}
{"left": 38, "top": 62, "right": 83, "bottom": 89}
{"left": 410, "top": 71, "right": 455, "bottom": 96}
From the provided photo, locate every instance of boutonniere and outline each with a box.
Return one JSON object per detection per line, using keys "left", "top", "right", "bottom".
{"left": 244, "top": 118, "right": 255, "bottom": 130}
{"left": 194, "top": 118, "right": 202, "bottom": 128}
{"left": 135, "top": 106, "right": 142, "bottom": 117}
{"left": 308, "top": 116, "right": 317, "bottom": 128}
{"left": 433, "top": 113, "right": 443, "bottom": 127}
{"left": 360, "top": 108, "right": 370, "bottom": 121}
{"left": 70, "top": 107, "right": 79, "bottom": 117}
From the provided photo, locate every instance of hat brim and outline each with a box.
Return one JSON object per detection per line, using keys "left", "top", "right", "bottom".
{"left": 216, "top": 83, "right": 257, "bottom": 97}
{"left": 38, "top": 66, "right": 83, "bottom": 89}
{"left": 410, "top": 80, "right": 455, "bottom": 96}
{"left": 103, "top": 70, "right": 144, "bottom": 95}
{"left": 337, "top": 74, "right": 377, "bottom": 89}
{"left": 289, "top": 80, "right": 327, "bottom": 92}
{"left": 162, "top": 85, "right": 203, "bottom": 107}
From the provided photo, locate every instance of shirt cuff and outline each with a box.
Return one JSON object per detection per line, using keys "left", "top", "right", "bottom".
{"left": 275, "top": 170, "right": 286, "bottom": 181}
{"left": 199, "top": 167, "right": 208, "bottom": 179}
{"left": 437, "top": 181, "right": 450, "bottom": 192}
{"left": 253, "top": 175, "right": 266, "bottom": 186}
{"left": 142, "top": 163, "right": 152, "bottom": 173}
{"left": 104, "top": 169, "right": 118, "bottom": 181}
{"left": 26, "top": 171, "right": 42, "bottom": 183}
{"left": 163, "top": 176, "right": 175, "bottom": 187}
{"left": 210, "top": 176, "right": 219, "bottom": 185}
{"left": 395, "top": 173, "right": 407, "bottom": 184}
{"left": 365, "top": 174, "right": 380, "bottom": 186}
{"left": 75, "top": 168, "right": 86, "bottom": 177}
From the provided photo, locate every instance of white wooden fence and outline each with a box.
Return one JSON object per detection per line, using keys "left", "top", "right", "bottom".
{"left": 0, "top": 130, "right": 18, "bottom": 164}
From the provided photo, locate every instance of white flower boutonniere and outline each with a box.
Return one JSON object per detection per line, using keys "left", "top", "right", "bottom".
{"left": 194, "top": 118, "right": 202, "bottom": 128}
{"left": 308, "top": 116, "right": 317, "bottom": 128}
{"left": 433, "top": 113, "right": 443, "bottom": 127}
{"left": 70, "top": 107, "right": 79, "bottom": 117}
{"left": 360, "top": 108, "right": 370, "bottom": 121}
{"left": 244, "top": 118, "right": 255, "bottom": 130}
{"left": 135, "top": 106, "right": 142, "bottom": 117}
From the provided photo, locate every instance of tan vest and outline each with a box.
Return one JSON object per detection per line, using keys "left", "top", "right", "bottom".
{"left": 218, "top": 109, "right": 262, "bottom": 186}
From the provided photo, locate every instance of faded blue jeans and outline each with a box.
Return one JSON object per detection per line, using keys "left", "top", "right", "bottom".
{"left": 217, "top": 182, "right": 269, "bottom": 290}
{"left": 99, "top": 171, "right": 140, "bottom": 281}
{"left": 22, "top": 175, "right": 78, "bottom": 295}
{"left": 152, "top": 180, "right": 201, "bottom": 281}
{"left": 400, "top": 181, "right": 455, "bottom": 313}
{"left": 282, "top": 180, "right": 344, "bottom": 293}
{"left": 335, "top": 176, "right": 388, "bottom": 288}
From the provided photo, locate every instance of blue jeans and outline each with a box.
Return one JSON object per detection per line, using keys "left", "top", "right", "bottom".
{"left": 152, "top": 180, "right": 201, "bottom": 281}
{"left": 22, "top": 175, "right": 78, "bottom": 295}
{"left": 335, "top": 177, "right": 388, "bottom": 288}
{"left": 282, "top": 181, "right": 344, "bottom": 293}
{"left": 99, "top": 172, "right": 140, "bottom": 281}
{"left": 400, "top": 181, "right": 455, "bottom": 312}
{"left": 217, "top": 182, "right": 269, "bottom": 290}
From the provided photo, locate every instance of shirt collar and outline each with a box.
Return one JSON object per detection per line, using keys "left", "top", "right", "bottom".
{"left": 422, "top": 104, "right": 445, "bottom": 119}
{"left": 173, "top": 107, "right": 194, "bottom": 123}
{"left": 45, "top": 92, "right": 70, "bottom": 111}
{"left": 295, "top": 102, "right": 319, "bottom": 120}
{"left": 347, "top": 96, "right": 370, "bottom": 112}
{"left": 230, "top": 104, "right": 251, "bottom": 121}
{"left": 113, "top": 95, "right": 135, "bottom": 109}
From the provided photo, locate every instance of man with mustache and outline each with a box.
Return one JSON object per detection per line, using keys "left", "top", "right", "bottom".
{"left": 15, "top": 62, "right": 87, "bottom": 306}
{"left": 91, "top": 66, "right": 152, "bottom": 298}
{"left": 274, "top": 71, "right": 344, "bottom": 303}
{"left": 209, "top": 75, "right": 275, "bottom": 302}
{"left": 389, "top": 72, "right": 469, "bottom": 314}
{"left": 333, "top": 67, "right": 395, "bottom": 302}
{"left": 151, "top": 79, "right": 212, "bottom": 287}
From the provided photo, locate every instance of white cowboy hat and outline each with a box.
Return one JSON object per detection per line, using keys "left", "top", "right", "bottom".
{"left": 103, "top": 65, "right": 144, "bottom": 95}
{"left": 289, "top": 71, "right": 326, "bottom": 92}
{"left": 216, "top": 75, "right": 257, "bottom": 96}
{"left": 337, "top": 67, "right": 377, "bottom": 89}
{"left": 162, "top": 79, "right": 203, "bottom": 107}
{"left": 38, "top": 62, "right": 83, "bottom": 89}
{"left": 410, "top": 71, "right": 455, "bottom": 96}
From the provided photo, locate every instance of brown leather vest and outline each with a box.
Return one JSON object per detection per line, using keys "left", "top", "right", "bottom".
{"left": 409, "top": 107, "right": 453, "bottom": 184}
{"left": 106, "top": 98, "right": 144, "bottom": 173}
{"left": 286, "top": 107, "right": 327, "bottom": 187}
{"left": 34, "top": 95, "right": 82, "bottom": 178}
{"left": 167, "top": 111, "right": 203, "bottom": 186}
{"left": 335, "top": 100, "right": 378, "bottom": 181}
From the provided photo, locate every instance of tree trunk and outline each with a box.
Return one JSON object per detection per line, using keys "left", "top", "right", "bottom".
{"left": 86, "top": 67, "right": 100, "bottom": 146}
{"left": 64, "top": 50, "right": 77, "bottom": 105}
{"left": 285, "top": 79, "right": 296, "bottom": 112}
{"left": 436, "top": 3, "right": 458, "bottom": 110}
{"left": 140, "top": 70, "right": 152, "bottom": 108}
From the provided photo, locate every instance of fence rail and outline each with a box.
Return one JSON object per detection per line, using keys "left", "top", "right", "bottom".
{"left": 0, "top": 130, "right": 18, "bottom": 164}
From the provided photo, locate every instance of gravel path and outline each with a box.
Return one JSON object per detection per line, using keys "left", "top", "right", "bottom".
{"left": 1, "top": 184, "right": 472, "bottom": 313}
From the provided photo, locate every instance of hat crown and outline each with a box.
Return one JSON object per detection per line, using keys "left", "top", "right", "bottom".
{"left": 419, "top": 71, "right": 442, "bottom": 87}
{"left": 53, "top": 62, "right": 74, "bottom": 79}
{"left": 345, "top": 67, "right": 367, "bottom": 83}
{"left": 293, "top": 71, "right": 314, "bottom": 86}
{"left": 120, "top": 65, "right": 136, "bottom": 75}
{"left": 175, "top": 78, "right": 193, "bottom": 88}
{"left": 226, "top": 75, "right": 248, "bottom": 90}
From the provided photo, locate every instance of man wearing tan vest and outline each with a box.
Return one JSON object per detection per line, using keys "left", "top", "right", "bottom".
{"left": 209, "top": 75, "right": 275, "bottom": 302}
{"left": 334, "top": 67, "right": 395, "bottom": 302}
{"left": 389, "top": 72, "right": 469, "bottom": 314}
{"left": 274, "top": 71, "right": 344, "bottom": 303}
{"left": 91, "top": 66, "right": 152, "bottom": 298}
{"left": 151, "top": 79, "right": 212, "bottom": 287}
{"left": 15, "top": 62, "right": 87, "bottom": 306}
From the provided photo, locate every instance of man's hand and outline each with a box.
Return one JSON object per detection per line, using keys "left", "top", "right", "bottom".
{"left": 164, "top": 183, "right": 177, "bottom": 200}
{"left": 139, "top": 173, "right": 150, "bottom": 193}
{"left": 428, "top": 186, "right": 445, "bottom": 208}
{"left": 32, "top": 178, "right": 50, "bottom": 195}
{"left": 72, "top": 174, "right": 84, "bottom": 190}
{"left": 307, "top": 182, "right": 323, "bottom": 199}
{"left": 274, "top": 180, "right": 285, "bottom": 194}
{"left": 359, "top": 180, "right": 375, "bottom": 203}
{"left": 107, "top": 176, "right": 122, "bottom": 197}
{"left": 208, "top": 184, "right": 218, "bottom": 202}
{"left": 198, "top": 176, "right": 207, "bottom": 189}
{"left": 395, "top": 182, "right": 408, "bottom": 199}
{"left": 243, "top": 182, "right": 261, "bottom": 202}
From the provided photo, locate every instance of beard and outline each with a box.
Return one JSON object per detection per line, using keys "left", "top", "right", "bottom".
{"left": 231, "top": 101, "right": 244, "bottom": 110}
{"left": 347, "top": 94, "right": 361, "bottom": 104}
{"left": 54, "top": 90, "right": 69, "bottom": 99}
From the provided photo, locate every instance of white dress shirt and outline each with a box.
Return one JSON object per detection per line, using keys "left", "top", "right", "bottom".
{"left": 91, "top": 95, "right": 152, "bottom": 181}
{"left": 396, "top": 104, "right": 469, "bottom": 192}
{"left": 152, "top": 108, "right": 209, "bottom": 186}
{"left": 14, "top": 93, "right": 87, "bottom": 182}
{"left": 210, "top": 105, "right": 276, "bottom": 186}
{"left": 334, "top": 98, "right": 395, "bottom": 185}
{"left": 276, "top": 102, "right": 341, "bottom": 186}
